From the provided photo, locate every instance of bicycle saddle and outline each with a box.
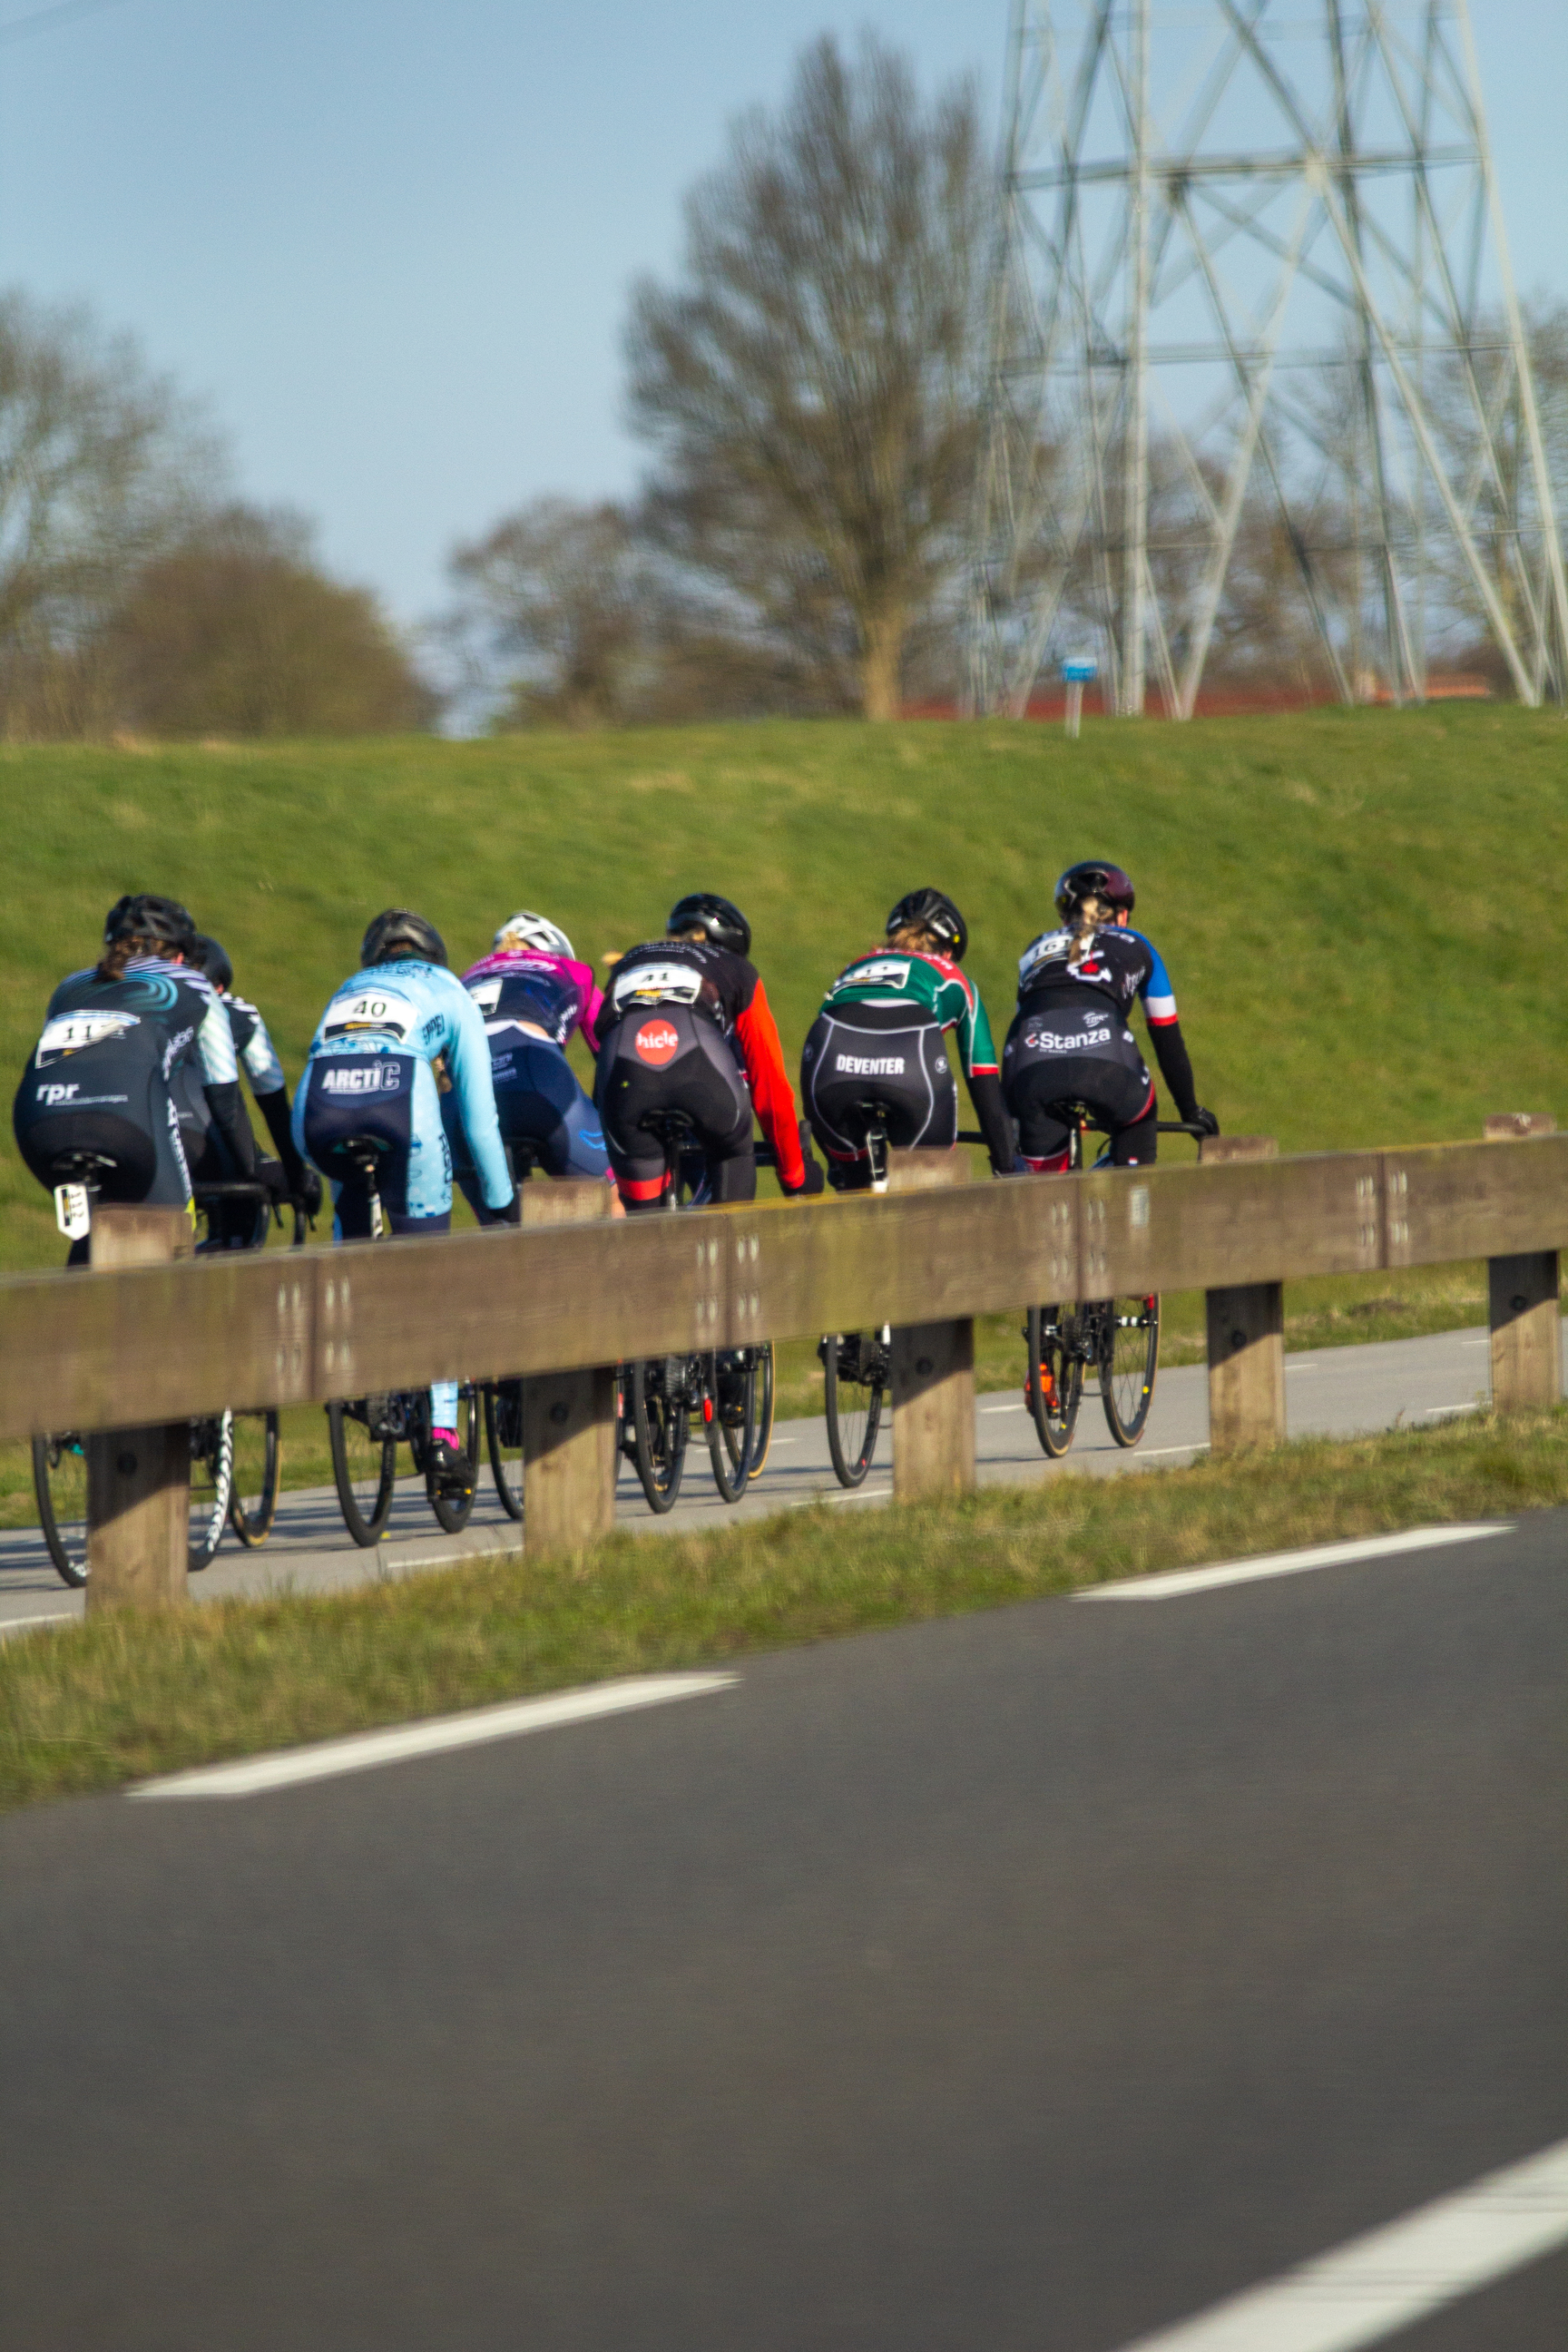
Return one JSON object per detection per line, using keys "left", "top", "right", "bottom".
{"left": 47, "top": 1150, "right": 121, "bottom": 1184}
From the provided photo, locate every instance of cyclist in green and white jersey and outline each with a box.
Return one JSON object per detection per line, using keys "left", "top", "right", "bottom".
{"left": 800, "top": 888, "right": 1017, "bottom": 1187}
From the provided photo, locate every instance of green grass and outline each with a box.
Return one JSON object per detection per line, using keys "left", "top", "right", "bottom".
{"left": 2, "top": 1408, "right": 1561, "bottom": 1811}
{"left": 3, "top": 710, "right": 1564, "bottom": 1277}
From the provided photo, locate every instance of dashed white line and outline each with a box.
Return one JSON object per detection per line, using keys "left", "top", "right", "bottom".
{"left": 1075, "top": 1522, "right": 1511, "bottom": 1602}
{"left": 129, "top": 1671, "right": 740, "bottom": 1799}
{"left": 1111, "top": 2135, "right": 1568, "bottom": 2352}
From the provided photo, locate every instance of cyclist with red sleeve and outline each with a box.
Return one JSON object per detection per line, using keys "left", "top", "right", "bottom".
{"left": 595, "top": 893, "right": 820, "bottom": 1211}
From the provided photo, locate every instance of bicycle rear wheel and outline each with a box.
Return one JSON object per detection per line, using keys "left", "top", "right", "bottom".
{"left": 631, "top": 1357, "right": 689, "bottom": 1514}
{"left": 1101, "top": 1295, "right": 1161, "bottom": 1446}
{"left": 328, "top": 1399, "right": 397, "bottom": 1546}
{"left": 485, "top": 1379, "right": 524, "bottom": 1521}
{"left": 34, "top": 1434, "right": 88, "bottom": 1587}
{"left": 746, "top": 1343, "right": 775, "bottom": 1479}
{"left": 426, "top": 1386, "right": 480, "bottom": 1533}
{"left": 1025, "top": 1307, "right": 1083, "bottom": 1457}
{"left": 706, "top": 1351, "right": 753, "bottom": 1504}
{"left": 823, "top": 1330, "right": 887, "bottom": 1487}
{"left": 188, "top": 1412, "right": 234, "bottom": 1571}
{"left": 230, "top": 1410, "right": 281, "bottom": 1546}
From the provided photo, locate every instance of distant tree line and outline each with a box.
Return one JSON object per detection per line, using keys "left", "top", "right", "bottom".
{"left": 5, "top": 33, "right": 1563, "bottom": 739}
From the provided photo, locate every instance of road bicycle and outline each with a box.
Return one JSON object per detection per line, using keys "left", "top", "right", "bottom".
{"left": 192, "top": 1178, "right": 311, "bottom": 1547}
{"left": 621, "top": 1111, "right": 776, "bottom": 1514}
{"left": 31, "top": 1160, "right": 304, "bottom": 1588}
{"left": 1023, "top": 1114, "right": 1209, "bottom": 1459}
{"left": 324, "top": 1137, "right": 480, "bottom": 1546}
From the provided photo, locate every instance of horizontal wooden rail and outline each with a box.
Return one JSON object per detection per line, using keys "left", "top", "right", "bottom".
{"left": 1, "top": 1132, "right": 1564, "bottom": 1444}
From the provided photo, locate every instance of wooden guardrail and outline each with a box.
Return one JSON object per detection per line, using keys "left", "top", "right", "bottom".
{"left": 5, "top": 1122, "right": 1562, "bottom": 1609}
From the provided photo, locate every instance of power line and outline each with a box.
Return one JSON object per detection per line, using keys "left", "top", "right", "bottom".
{"left": 0, "top": 0, "right": 137, "bottom": 47}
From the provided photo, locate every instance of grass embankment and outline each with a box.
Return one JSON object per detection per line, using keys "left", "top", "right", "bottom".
{"left": 3, "top": 1410, "right": 1563, "bottom": 1812}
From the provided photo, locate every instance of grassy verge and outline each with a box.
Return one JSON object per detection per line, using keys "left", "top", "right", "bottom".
{"left": 4, "top": 1409, "right": 1562, "bottom": 1813}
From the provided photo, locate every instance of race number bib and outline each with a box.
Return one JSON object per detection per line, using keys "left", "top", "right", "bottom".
{"left": 612, "top": 961, "right": 702, "bottom": 1011}
{"left": 36, "top": 1011, "right": 140, "bottom": 1067}
{"left": 323, "top": 991, "right": 415, "bottom": 1043}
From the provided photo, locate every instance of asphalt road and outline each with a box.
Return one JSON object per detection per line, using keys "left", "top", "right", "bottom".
{"left": 3, "top": 1514, "right": 1563, "bottom": 2348}
{"left": 0, "top": 1321, "right": 1525, "bottom": 1633}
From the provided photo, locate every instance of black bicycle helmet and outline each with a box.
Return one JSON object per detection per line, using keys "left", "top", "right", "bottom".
{"left": 1054, "top": 861, "right": 1135, "bottom": 921}
{"left": 885, "top": 887, "right": 968, "bottom": 963}
{"left": 189, "top": 934, "right": 234, "bottom": 993}
{"left": 667, "top": 892, "right": 750, "bottom": 959}
{"left": 360, "top": 908, "right": 448, "bottom": 968}
{"left": 103, "top": 892, "right": 196, "bottom": 952}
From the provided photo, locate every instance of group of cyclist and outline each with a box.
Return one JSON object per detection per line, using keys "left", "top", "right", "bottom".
{"left": 13, "top": 862, "right": 1216, "bottom": 1490}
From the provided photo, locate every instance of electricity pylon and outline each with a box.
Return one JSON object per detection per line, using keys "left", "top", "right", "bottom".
{"left": 968, "top": 1, "right": 1568, "bottom": 717}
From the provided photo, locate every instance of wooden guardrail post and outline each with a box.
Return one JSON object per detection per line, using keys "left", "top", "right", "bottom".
{"left": 85, "top": 1207, "right": 192, "bottom": 1612}
{"left": 1483, "top": 1116, "right": 1561, "bottom": 1412}
{"left": 520, "top": 1181, "right": 617, "bottom": 1549}
{"left": 887, "top": 1152, "right": 975, "bottom": 1500}
{"left": 1200, "top": 1136, "right": 1286, "bottom": 1453}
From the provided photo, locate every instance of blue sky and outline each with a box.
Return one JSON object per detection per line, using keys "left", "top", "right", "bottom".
{"left": 4, "top": 0, "right": 1563, "bottom": 625}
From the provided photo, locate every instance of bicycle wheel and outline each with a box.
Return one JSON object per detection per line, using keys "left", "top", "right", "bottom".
{"left": 631, "top": 1357, "right": 689, "bottom": 1514}
{"left": 485, "top": 1379, "right": 524, "bottom": 1521}
{"left": 328, "top": 1398, "right": 397, "bottom": 1546}
{"left": 823, "top": 1330, "right": 887, "bottom": 1488}
{"left": 1101, "top": 1295, "right": 1161, "bottom": 1447}
{"left": 1025, "top": 1307, "right": 1083, "bottom": 1458}
{"left": 426, "top": 1385, "right": 480, "bottom": 1533}
{"left": 230, "top": 1409, "right": 281, "bottom": 1546}
{"left": 746, "top": 1343, "right": 776, "bottom": 1479}
{"left": 706, "top": 1351, "right": 753, "bottom": 1504}
{"left": 188, "top": 1412, "right": 234, "bottom": 1571}
{"left": 33, "top": 1433, "right": 88, "bottom": 1588}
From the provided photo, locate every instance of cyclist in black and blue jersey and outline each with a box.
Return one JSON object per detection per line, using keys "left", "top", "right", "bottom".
{"left": 1004, "top": 861, "right": 1218, "bottom": 1170}
{"left": 187, "top": 934, "right": 321, "bottom": 1245}
{"left": 13, "top": 894, "right": 257, "bottom": 1262}
{"left": 444, "top": 911, "right": 614, "bottom": 1212}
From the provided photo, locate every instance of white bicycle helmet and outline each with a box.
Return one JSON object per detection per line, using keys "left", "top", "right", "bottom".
{"left": 494, "top": 910, "right": 574, "bottom": 959}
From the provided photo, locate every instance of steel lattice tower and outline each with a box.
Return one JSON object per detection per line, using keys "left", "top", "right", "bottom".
{"left": 968, "top": 1, "right": 1568, "bottom": 716}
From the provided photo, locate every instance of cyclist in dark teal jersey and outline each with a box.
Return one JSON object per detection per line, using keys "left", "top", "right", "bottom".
{"left": 800, "top": 889, "right": 1017, "bottom": 1186}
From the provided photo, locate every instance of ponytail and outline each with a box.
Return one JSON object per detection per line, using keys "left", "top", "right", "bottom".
{"left": 94, "top": 931, "right": 175, "bottom": 983}
{"left": 1065, "top": 893, "right": 1108, "bottom": 969}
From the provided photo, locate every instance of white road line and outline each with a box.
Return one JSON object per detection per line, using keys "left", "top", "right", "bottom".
{"left": 1075, "top": 1522, "right": 1512, "bottom": 1602}
{"left": 1111, "top": 2135, "right": 1568, "bottom": 2352}
{"left": 1425, "top": 1401, "right": 1480, "bottom": 1418}
{"left": 129, "top": 1671, "right": 739, "bottom": 1800}
{"left": 789, "top": 1485, "right": 894, "bottom": 1508}
{"left": 0, "top": 1609, "right": 78, "bottom": 1641}
{"left": 981, "top": 1401, "right": 1027, "bottom": 1415}
{"left": 1138, "top": 1444, "right": 1210, "bottom": 1459}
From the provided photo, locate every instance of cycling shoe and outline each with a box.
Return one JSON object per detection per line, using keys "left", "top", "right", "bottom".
{"left": 426, "top": 1436, "right": 473, "bottom": 1495}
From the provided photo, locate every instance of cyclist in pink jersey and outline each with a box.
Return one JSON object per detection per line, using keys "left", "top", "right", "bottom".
{"left": 444, "top": 911, "right": 613, "bottom": 1203}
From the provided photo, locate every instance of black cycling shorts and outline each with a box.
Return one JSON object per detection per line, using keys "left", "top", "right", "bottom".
{"left": 446, "top": 1040, "right": 609, "bottom": 1218}
{"left": 1003, "top": 1002, "right": 1156, "bottom": 1167}
{"left": 299, "top": 1052, "right": 423, "bottom": 1221}
{"left": 800, "top": 1004, "right": 957, "bottom": 1175}
{"left": 13, "top": 1064, "right": 191, "bottom": 1211}
{"left": 595, "top": 1007, "right": 754, "bottom": 1210}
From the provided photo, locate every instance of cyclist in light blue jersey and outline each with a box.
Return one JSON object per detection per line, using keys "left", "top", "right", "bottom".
{"left": 295, "top": 908, "right": 514, "bottom": 1488}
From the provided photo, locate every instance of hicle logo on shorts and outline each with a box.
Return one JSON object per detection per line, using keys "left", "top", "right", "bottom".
{"left": 321, "top": 1063, "right": 400, "bottom": 1095}
{"left": 833, "top": 1054, "right": 906, "bottom": 1076}
{"left": 634, "top": 1021, "right": 681, "bottom": 1068}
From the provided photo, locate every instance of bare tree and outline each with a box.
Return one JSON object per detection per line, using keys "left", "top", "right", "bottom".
{"left": 626, "top": 34, "right": 988, "bottom": 720}
{"left": 0, "top": 289, "right": 225, "bottom": 735}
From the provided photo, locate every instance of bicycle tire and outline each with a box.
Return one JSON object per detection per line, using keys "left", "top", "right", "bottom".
{"left": 1025, "top": 1307, "right": 1083, "bottom": 1457}
{"left": 328, "top": 1399, "right": 397, "bottom": 1546}
{"left": 230, "top": 1409, "right": 281, "bottom": 1546}
{"left": 34, "top": 1433, "right": 88, "bottom": 1587}
{"left": 746, "top": 1343, "right": 776, "bottom": 1478}
{"left": 823, "top": 1331, "right": 886, "bottom": 1487}
{"left": 426, "top": 1386, "right": 480, "bottom": 1533}
{"left": 1101, "top": 1295, "right": 1161, "bottom": 1447}
{"left": 188, "top": 1412, "right": 234, "bottom": 1571}
{"left": 631, "top": 1357, "right": 688, "bottom": 1514}
{"left": 485, "top": 1379, "right": 524, "bottom": 1521}
{"left": 706, "top": 1351, "right": 752, "bottom": 1504}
